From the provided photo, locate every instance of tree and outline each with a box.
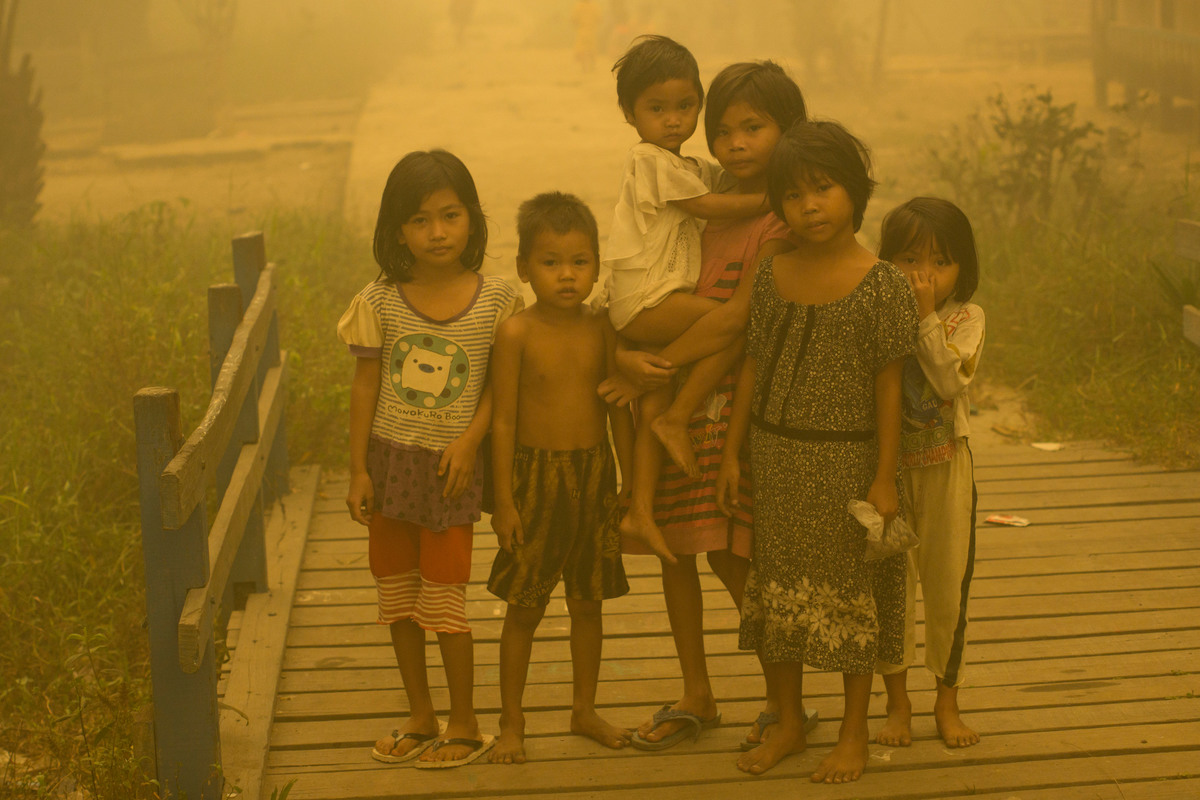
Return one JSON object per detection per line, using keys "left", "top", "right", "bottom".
{"left": 0, "top": 0, "right": 44, "bottom": 230}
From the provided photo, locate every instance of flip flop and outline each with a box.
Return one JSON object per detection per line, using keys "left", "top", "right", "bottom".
{"left": 739, "top": 707, "right": 819, "bottom": 751}
{"left": 371, "top": 729, "right": 439, "bottom": 763}
{"left": 413, "top": 735, "right": 496, "bottom": 769}
{"left": 630, "top": 704, "right": 722, "bottom": 751}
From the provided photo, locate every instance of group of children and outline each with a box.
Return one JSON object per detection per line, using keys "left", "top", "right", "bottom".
{"left": 338, "top": 34, "right": 986, "bottom": 782}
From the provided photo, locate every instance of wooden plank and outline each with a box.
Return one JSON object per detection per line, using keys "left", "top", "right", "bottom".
{"left": 178, "top": 359, "right": 287, "bottom": 671}
{"left": 277, "top": 645, "right": 1200, "bottom": 696}
{"left": 160, "top": 266, "right": 277, "bottom": 529}
{"left": 270, "top": 667, "right": 1200, "bottom": 721}
{"left": 1175, "top": 218, "right": 1200, "bottom": 262}
{"left": 1185, "top": 304, "right": 1200, "bottom": 349}
{"left": 265, "top": 720, "right": 1200, "bottom": 798}
{"left": 280, "top": 626, "right": 1200, "bottom": 673}
{"left": 220, "top": 465, "right": 320, "bottom": 800}
{"left": 975, "top": 471, "right": 1200, "bottom": 495}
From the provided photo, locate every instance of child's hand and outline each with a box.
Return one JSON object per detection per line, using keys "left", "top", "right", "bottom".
{"left": 617, "top": 349, "right": 677, "bottom": 393}
{"left": 492, "top": 502, "right": 523, "bottom": 552}
{"left": 866, "top": 477, "right": 899, "bottom": 524}
{"left": 439, "top": 436, "right": 477, "bottom": 499}
{"left": 346, "top": 472, "right": 374, "bottom": 526}
{"left": 714, "top": 458, "right": 740, "bottom": 517}
{"left": 598, "top": 373, "right": 641, "bottom": 407}
{"left": 907, "top": 270, "right": 938, "bottom": 319}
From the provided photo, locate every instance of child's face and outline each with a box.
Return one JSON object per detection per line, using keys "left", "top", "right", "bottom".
{"left": 397, "top": 187, "right": 472, "bottom": 272}
{"left": 780, "top": 173, "right": 855, "bottom": 245}
{"left": 517, "top": 229, "right": 598, "bottom": 310}
{"left": 710, "top": 101, "right": 782, "bottom": 189}
{"left": 623, "top": 79, "right": 701, "bottom": 155}
{"left": 892, "top": 238, "right": 960, "bottom": 308}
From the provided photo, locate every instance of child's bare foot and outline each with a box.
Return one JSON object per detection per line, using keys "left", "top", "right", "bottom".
{"left": 651, "top": 415, "right": 699, "bottom": 478}
{"left": 736, "top": 718, "right": 806, "bottom": 774}
{"left": 811, "top": 725, "right": 869, "bottom": 783}
{"left": 489, "top": 712, "right": 526, "bottom": 764}
{"left": 619, "top": 508, "right": 677, "bottom": 564}
{"left": 876, "top": 696, "right": 912, "bottom": 747}
{"left": 935, "top": 684, "right": 979, "bottom": 748}
{"left": 571, "top": 708, "right": 632, "bottom": 749}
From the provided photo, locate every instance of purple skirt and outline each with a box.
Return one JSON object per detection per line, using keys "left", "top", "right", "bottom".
{"left": 367, "top": 437, "right": 484, "bottom": 530}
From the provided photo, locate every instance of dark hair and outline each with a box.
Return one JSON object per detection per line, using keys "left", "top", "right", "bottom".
{"left": 612, "top": 35, "right": 704, "bottom": 114}
{"left": 516, "top": 192, "right": 600, "bottom": 266}
{"left": 372, "top": 149, "right": 488, "bottom": 282}
{"left": 767, "top": 120, "right": 876, "bottom": 232}
{"left": 703, "top": 60, "right": 807, "bottom": 153}
{"left": 878, "top": 197, "right": 980, "bottom": 302}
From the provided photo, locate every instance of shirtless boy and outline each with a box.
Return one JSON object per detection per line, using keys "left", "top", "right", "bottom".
{"left": 487, "top": 192, "right": 635, "bottom": 763}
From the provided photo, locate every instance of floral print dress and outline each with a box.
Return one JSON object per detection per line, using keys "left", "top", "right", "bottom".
{"left": 738, "top": 258, "right": 918, "bottom": 673}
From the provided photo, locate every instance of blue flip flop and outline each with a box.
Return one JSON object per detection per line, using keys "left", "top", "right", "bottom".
{"left": 739, "top": 707, "right": 819, "bottom": 751}
{"left": 631, "top": 704, "right": 722, "bottom": 751}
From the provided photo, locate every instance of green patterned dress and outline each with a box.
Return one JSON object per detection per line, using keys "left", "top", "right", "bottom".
{"left": 738, "top": 258, "right": 918, "bottom": 673}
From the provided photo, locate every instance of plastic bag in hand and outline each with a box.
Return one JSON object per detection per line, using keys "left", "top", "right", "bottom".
{"left": 848, "top": 499, "right": 919, "bottom": 561}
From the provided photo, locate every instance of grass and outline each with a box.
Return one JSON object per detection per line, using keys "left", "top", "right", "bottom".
{"left": 929, "top": 88, "right": 1200, "bottom": 467}
{"left": 0, "top": 204, "right": 371, "bottom": 798}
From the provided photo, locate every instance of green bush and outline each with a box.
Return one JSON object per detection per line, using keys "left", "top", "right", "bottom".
{"left": 929, "top": 89, "right": 1200, "bottom": 467}
{"left": 0, "top": 205, "right": 370, "bottom": 797}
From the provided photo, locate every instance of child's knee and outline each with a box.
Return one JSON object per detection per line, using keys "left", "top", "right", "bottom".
{"left": 505, "top": 603, "right": 547, "bottom": 630}
{"left": 565, "top": 597, "right": 603, "bottom": 620}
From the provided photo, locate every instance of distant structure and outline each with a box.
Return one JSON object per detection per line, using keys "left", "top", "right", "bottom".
{"left": 1092, "top": 0, "right": 1200, "bottom": 130}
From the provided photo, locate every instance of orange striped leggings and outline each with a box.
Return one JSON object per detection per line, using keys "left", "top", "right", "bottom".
{"left": 367, "top": 515, "right": 473, "bottom": 634}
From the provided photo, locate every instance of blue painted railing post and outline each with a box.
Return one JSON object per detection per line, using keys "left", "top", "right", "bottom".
{"left": 134, "top": 388, "right": 221, "bottom": 799}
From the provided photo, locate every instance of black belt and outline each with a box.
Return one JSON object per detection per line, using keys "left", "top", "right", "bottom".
{"left": 752, "top": 414, "right": 875, "bottom": 442}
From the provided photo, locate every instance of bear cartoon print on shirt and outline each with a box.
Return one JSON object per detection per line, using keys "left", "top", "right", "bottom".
{"left": 389, "top": 334, "right": 471, "bottom": 410}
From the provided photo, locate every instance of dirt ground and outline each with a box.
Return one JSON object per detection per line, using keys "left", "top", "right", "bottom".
{"left": 35, "top": 6, "right": 1193, "bottom": 442}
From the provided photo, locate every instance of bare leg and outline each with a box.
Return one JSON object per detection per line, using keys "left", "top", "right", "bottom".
{"left": 812, "top": 673, "right": 872, "bottom": 784}
{"left": 935, "top": 680, "right": 979, "bottom": 748}
{"left": 876, "top": 670, "right": 912, "bottom": 746}
{"left": 636, "top": 555, "right": 719, "bottom": 742}
{"left": 736, "top": 661, "right": 807, "bottom": 774}
{"left": 620, "top": 292, "right": 720, "bottom": 346}
{"left": 619, "top": 388, "right": 677, "bottom": 564}
{"left": 567, "top": 598, "right": 632, "bottom": 749}
{"left": 490, "top": 604, "right": 544, "bottom": 763}
{"left": 708, "top": 550, "right": 796, "bottom": 747}
{"left": 653, "top": 338, "right": 745, "bottom": 478}
{"left": 420, "top": 631, "right": 482, "bottom": 763}
{"left": 375, "top": 619, "right": 440, "bottom": 758}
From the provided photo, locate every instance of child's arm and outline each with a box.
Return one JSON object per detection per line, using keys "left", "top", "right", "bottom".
{"left": 866, "top": 357, "right": 905, "bottom": 523}
{"left": 672, "top": 192, "right": 767, "bottom": 220}
{"left": 603, "top": 319, "right": 636, "bottom": 501}
{"left": 440, "top": 374, "right": 494, "bottom": 500}
{"left": 347, "top": 356, "right": 382, "bottom": 526}
{"left": 910, "top": 277, "right": 986, "bottom": 402}
{"left": 715, "top": 355, "right": 756, "bottom": 517}
{"left": 488, "top": 318, "right": 524, "bottom": 551}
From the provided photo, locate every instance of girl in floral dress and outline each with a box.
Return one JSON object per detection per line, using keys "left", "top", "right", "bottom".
{"left": 716, "top": 120, "right": 918, "bottom": 781}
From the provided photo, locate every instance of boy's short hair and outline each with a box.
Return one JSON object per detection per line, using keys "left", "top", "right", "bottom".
{"left": 879, "top": 197, "right": 980, "bottom": 302}
{"left": 768, "top": 120, "right": 876, "bottom": 232}
{"left": 516, "top": 192, "right": 600, "bottom": 265}
{"left": 704, "top": 61, "right": 807, "bottom": 154}
{"left": 612, "top": 35, "right": 704, "bottom": 114}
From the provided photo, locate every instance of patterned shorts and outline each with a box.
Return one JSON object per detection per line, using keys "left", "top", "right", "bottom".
{"left": 487, "top": 444, "right": 629, "bottom": 607}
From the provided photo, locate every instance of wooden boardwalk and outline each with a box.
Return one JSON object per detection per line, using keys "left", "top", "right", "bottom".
{"left": 247, "top": 427, "right": 1200, "bottom": 800}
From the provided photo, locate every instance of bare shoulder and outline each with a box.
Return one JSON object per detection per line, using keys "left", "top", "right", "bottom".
{"left": 495, "top": 308, "right": 532, "bottom": 346}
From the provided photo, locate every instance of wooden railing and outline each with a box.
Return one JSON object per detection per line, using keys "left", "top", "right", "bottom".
{"left": 1175, "top": 220, "right": 1200, "bottom": 349}
{"left": 134, "top": 232, "right": 289, "bottom": 800}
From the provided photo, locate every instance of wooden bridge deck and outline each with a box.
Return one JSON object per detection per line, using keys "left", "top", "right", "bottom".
{"left": 242, "top": 428, "right": 1200, "bottom": 800}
